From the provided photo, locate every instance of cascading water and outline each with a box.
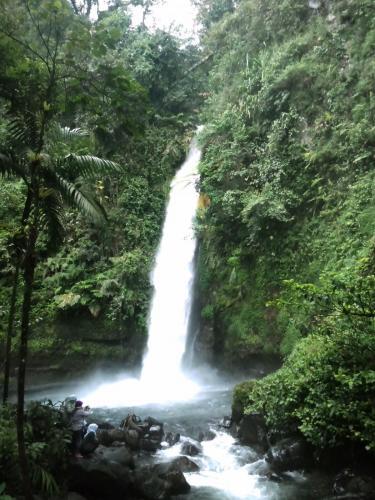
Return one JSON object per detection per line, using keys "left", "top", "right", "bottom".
{"left": 84, "top": 133, "right": 202, "bottom": 407}
{"left": 140, "top": 136, "right": 201, "bottom": 394}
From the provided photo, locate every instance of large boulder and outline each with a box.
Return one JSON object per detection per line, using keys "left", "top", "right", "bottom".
{"left": 153, "top": 462, "right": 191, "bottom": 495}
{"left": 237, "top": 413, "right": 268, "bottom": 451}
{"left": 140, "top": 437, "right": 161, "bottom": 452}
{"left": 171, "top": 456, "right": 200, "bottom": 473}
{"left": 119, "top": 414, "right": 164, "bottom": 452}
{"left": 134, "top": 461, "right": 190, "bottom": 499}
{"left": 181, "top": 439, "right": 203, "bottom": 457}
{"left": 266, "top": 437, "right": 313, "bottom": 472}
{"left": 198, "top": 429, "right": 216, "bottom": 442}
{"left": 141, "top": 422, "right": 164, "bottom": 451}
{"left": 124, "top": 429, "right": 141, "bottom": 450}
{"left": 97, "top": 428, "right": 128, "bottom": 446}
{"left": 67, "top": 456, "right": 134, "bottom": 500}
{"left": 94, "top": 444, "right": 134, "bottom": 468}
{"left": 165, "top": 431, "right": 181, "bottom": 447}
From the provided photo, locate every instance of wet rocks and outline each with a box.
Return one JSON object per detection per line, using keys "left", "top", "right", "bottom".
{"left": 121, "top": 414, "right": 165, "bottom": 452}
{"left": 181, "top": 438, "right": 203, "bottom": 456}
{"left": 266, "top": 437, "right": 313, "bottom": 472}
{"left": 97, "top": 422, "right": 115, "bottom": 430}
{"left": 135, "top": 461, "right": 191, "bottom": 499}
{"left": 165, "top": 431, "right": 181, "bottom": 447}
{"left": 198, "top": 429, "right": 216, "bottom": 442}
{"left": 98, "top": 415, "right": 165, "bottom": 452}
{"left": 333, "top": 468, "right": 375, "bottom": 499}
{"left": 237, "top": 413, "right": 268, "bottom": 452}
{"left": 68, "top": 413, "right": 193, "bottom": 499}
{"left": 68, "top": 443, "right": 191, "bottom": 499}
{"left": 68, "top": 453, "right": 133, "bottom": 500}
{"left": 171, "top": 456, "right": 200, "bottom": 472}
{"left": 219, "top": 416, "right": 232, "bottom": 429}
{"left": 94, "top": 444, "right": 135, "bottom": 468}
{"left": 124, "top": 429, "right": 140, "bottom": 450}
{"left": 141, "top": 420, "right": 164, "bottom": 452}
{"left": 97, "top": 428, "right": 128, "bottom": 447}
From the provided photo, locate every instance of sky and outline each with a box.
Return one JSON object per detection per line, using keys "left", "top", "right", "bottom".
{"left": 132, "top": 0, "right": 199, "bottom": 37}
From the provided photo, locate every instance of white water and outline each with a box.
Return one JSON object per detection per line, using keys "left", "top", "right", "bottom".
{"left": 140, "top": 137, "right": 201, "bottom": 395}
{"left": 84, "top": 134, "right": 202, "bottom": 407}
{"left": 160, "top": 430, "right": 267, "bottom": 499}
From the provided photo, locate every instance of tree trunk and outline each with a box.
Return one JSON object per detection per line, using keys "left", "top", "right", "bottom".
{"left": 17, "top": 223, "right": 38, "bottom": 500}
{"left": 2, "top": 265, "right": 20, "bottom": 404}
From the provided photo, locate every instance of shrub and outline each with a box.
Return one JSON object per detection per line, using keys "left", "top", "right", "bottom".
{"left": 0, "top": 401, "right": 71, "bottom": 497}
{"left": 244, "top": 328, "right": 375, "bottom": 451}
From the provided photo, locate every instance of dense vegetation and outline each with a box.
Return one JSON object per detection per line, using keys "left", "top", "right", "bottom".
{"left": 0, "top": 0, "right": 205, "bottom": 373}
{"left": 196, "top": 0, "right": 374, "bottom": 456}
{"left": 0, "top": 1, "right": 205, "bottom": 496}
{"left": 1, "top": 0, "right": 374, "bottom": 496}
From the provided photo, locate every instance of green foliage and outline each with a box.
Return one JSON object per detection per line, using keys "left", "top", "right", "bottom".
{"left": 198, "top": 0, "right": 375, "bottom": 454}
{"left": 197, "top": 0, "right": 375, "bottom": 361}
{"left": 0, "top": 0, "right": 202, "bottom": 369}
{"left": 232, "top": 379, "right": 255, "bottom": 422}
{"left": 0, "top": 402, "right": 70, "bottom": 497}
{"left": 244, "top": 326, "right": 375, "bottom": 451}
{"left": 0, "top": 482, "right": 14, "bottom": 500}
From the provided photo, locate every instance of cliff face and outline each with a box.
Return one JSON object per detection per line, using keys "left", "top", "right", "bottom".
{"left": 196, "top": 0, "right": 375, "bottom": 364}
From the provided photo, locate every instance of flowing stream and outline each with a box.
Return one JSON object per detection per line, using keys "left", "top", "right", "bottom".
{"left": 27, "top": 133, "right": 332, "bottom": 499}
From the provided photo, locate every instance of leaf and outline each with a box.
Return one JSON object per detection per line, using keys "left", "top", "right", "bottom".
{"left": 62, "top": 154, "right": 121, "bottom": 179}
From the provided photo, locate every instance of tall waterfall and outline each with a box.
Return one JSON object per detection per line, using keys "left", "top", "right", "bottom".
{"left": 84, "top": 134, "right": 202, "bottom": 407}
{"left": 141, "top": 137, "right": 201, "bottom": 389}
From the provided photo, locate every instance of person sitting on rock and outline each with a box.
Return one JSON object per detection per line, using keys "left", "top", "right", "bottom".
{"left": 80, "top": 423, "right": 99, "bottom": 456}
{"left": 70, "top": 400, "right": 92, "bottom": 458}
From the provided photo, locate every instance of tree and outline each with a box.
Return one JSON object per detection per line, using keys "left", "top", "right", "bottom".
{"left": 192, "top": 0, "right": 236, "bottom": 31}
{"left": 69, "top": 0, "right": 98, "bottom": 17}
{"left": 0, "top": 115, "right": 119, "bottom": 499}
{"left": 0, "top": 1, "right": 120, "bottom": 496}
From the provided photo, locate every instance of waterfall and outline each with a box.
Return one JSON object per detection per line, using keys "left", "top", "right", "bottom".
{"left": 84, "top": 133, "right": 202, "bottom": 407}
{"left": 140, "top": 136, "right": 201, "bottom": 388}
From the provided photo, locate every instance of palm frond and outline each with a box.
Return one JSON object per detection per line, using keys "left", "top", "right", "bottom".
{"left": 39, "top": 188, "right": 65, "bottom": 251}
{"left": 0, "top": 152, "right": 27, "bottom": 180}
{"left": 7, "top": 113, "right": 39, "bottom": 151}
{"left": 49, "top": 124, "right": 86, "bottom": 143}
{"left": 54, "top": 174, "right": 106, "bottom": 223}
{"left": 62, "top": 154, "right": 121, "bottom": 179}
